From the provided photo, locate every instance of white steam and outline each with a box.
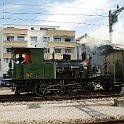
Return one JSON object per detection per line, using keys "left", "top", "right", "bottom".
{"left": 80, "top": 26, "right": 109, "bottom": 48}
{"left": 112, "top": 22, "right": 124, "bottom": 44}
{"left": 80, "top": 22, "right": 124, "bottom": 48}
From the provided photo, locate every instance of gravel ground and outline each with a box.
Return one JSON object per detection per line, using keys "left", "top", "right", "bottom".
{"left": 0, "top": 98, "right": 123, "bottom": 124}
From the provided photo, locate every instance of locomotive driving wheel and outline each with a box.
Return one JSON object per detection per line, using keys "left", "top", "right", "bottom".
{"left": 35, "top": 82, "right": 47, "bottom": 96}
{"left": 53, "top": 80, "right": 65, "bottom": 95}
{"left": 67, "top": 81, "right": 78, "bottom": 95}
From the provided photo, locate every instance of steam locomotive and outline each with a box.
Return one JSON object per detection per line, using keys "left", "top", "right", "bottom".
{"left": 7, "top": 45, "right": 123, "bottom": 96}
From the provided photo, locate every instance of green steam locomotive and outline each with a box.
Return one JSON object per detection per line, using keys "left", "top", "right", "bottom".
{"left": 7, "top": 46, "right": 123, "bottom": 96}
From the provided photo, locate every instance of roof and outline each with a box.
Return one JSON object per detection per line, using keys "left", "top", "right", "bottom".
{"left": 111, "top": 44, "right": 124, "bottom": 50}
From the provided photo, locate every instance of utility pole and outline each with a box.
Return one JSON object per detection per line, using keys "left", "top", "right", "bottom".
{"left": 108, "top": 5, "right": 124, "bottom": 86}
{"left": 109, "top": 10, "right": 113, "bottom": 44}
{"left": 109, "top": 5, "right": 124, "bottom": 44}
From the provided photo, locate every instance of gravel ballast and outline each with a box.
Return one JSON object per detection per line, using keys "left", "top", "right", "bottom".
{"left": 0, "top": 98, "right": 123, "bottom": 124}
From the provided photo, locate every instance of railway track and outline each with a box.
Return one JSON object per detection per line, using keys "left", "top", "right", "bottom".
{"left": 0, "top": 88, "right": 123, "bottom": 124}
{"left": 0, "top": 90, "right": 121, "bottom": 102}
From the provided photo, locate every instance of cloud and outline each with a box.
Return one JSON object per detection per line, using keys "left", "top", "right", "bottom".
{"left": 37, "top": 0, "right": 110, "bottom": 32}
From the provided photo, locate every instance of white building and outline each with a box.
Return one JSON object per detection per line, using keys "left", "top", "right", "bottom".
{"left": 0, "top": 24, "right": 84, "bottom": 77}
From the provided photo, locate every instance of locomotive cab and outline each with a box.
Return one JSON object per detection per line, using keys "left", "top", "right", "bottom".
{"left": 9, "top": 48, "right": 56, "bottom": 79}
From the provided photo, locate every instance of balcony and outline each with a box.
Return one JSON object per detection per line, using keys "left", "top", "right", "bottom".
{"left": 3, "top": 53, "right": 12, "bottom": 58}
{"left": 47, "top": 30, "right": 75, "bottom": 37}
{"left": 3, "top": 41, "right": 28, "bottom": 48}
{"left": 48, "top": 42, "right": 77, "bottom": 48}
{"left": 47, "top": 42, "right": 77, "bottom": 60}
{"left": 3, "top": 28, "right": 28, "bottom": 35}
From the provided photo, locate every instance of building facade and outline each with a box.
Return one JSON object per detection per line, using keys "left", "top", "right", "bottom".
{"left": 0, "top": 24, "right": 83, "bottom": 77}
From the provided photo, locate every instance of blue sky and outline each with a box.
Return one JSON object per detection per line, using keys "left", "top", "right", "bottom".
{"left": 0, "top": 0, "right": 124, "bottom": 40}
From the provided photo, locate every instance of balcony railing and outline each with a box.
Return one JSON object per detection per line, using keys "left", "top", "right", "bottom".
{"left": 3, "top": 41, "right": 28, "bottom": 48}
{"left": 3, "top": 53, "right": 12, "bottom": 58}
{"left": 47, "top": 30, "right": 75, "bottom": 37}
{"left": 48, "top": 42, "right": 77, "bottom": 48}
{"left": 3, "top": 28, "right": 28, "bottom": 35}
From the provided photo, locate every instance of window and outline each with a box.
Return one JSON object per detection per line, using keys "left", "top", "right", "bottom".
{"left": 4, "top": 58, "right": 9, "bottom": 63}
{"left": 65, "top": 37, "right": 71, "bottom": 42}
{"left": 17, "top": 36, "right": 25, "bottom": 41}
{"left": 7, "top": 27, "right": 14, "bottom": 28}
{"left": 30, "top": 36, "right": 37, "bottom": 41}
{"left": 40, "top": 28, "right": 47, "bottom": 30}
{"left": 43, "top": 37, "right": 50, "bottom": 42}
{"left": 31, "top": 27, "right": 34, "bottom": 30}
{"left": 65, "top": 49, "right": 71, "bottom": 53}
{"left": 54, "top": 38, "right": 61, "bottom": 42}
{"left": 7, "top": 36, "right": 14, "bottom": 41}
{"left": 47, "top": 48, "right": 50, "bottom": 53}
{"left": 55, "top": 48, "right": 61, "bottom": 53}
{"left": 7, "top": 48, "right": 12, "bottom": 53}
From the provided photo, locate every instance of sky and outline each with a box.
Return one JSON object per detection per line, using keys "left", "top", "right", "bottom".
{"left": 0, "top": 0, "right": 124, "bottom": 44}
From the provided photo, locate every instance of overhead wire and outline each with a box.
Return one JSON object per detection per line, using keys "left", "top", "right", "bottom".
{"left": 1, "top": 3, "right": 124, "bottom": 31}
{"left": 0, "top": 3, "right": 109, "bottom": 11}
{"left": 0, "top": 11, "right": 108, "bottom": 17}
{"left": 0, "top": 17, "right": 109, "bottom": 27}
{"left": 0, "top": 2, "right": 112, "bottom": 27}
{"left": 0, "top": 3, "right": 124, "bottom": 31}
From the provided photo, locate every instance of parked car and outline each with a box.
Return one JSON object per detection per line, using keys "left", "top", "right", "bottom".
{"left": 0, "top": 74, "right": 11, "bottom": 87}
